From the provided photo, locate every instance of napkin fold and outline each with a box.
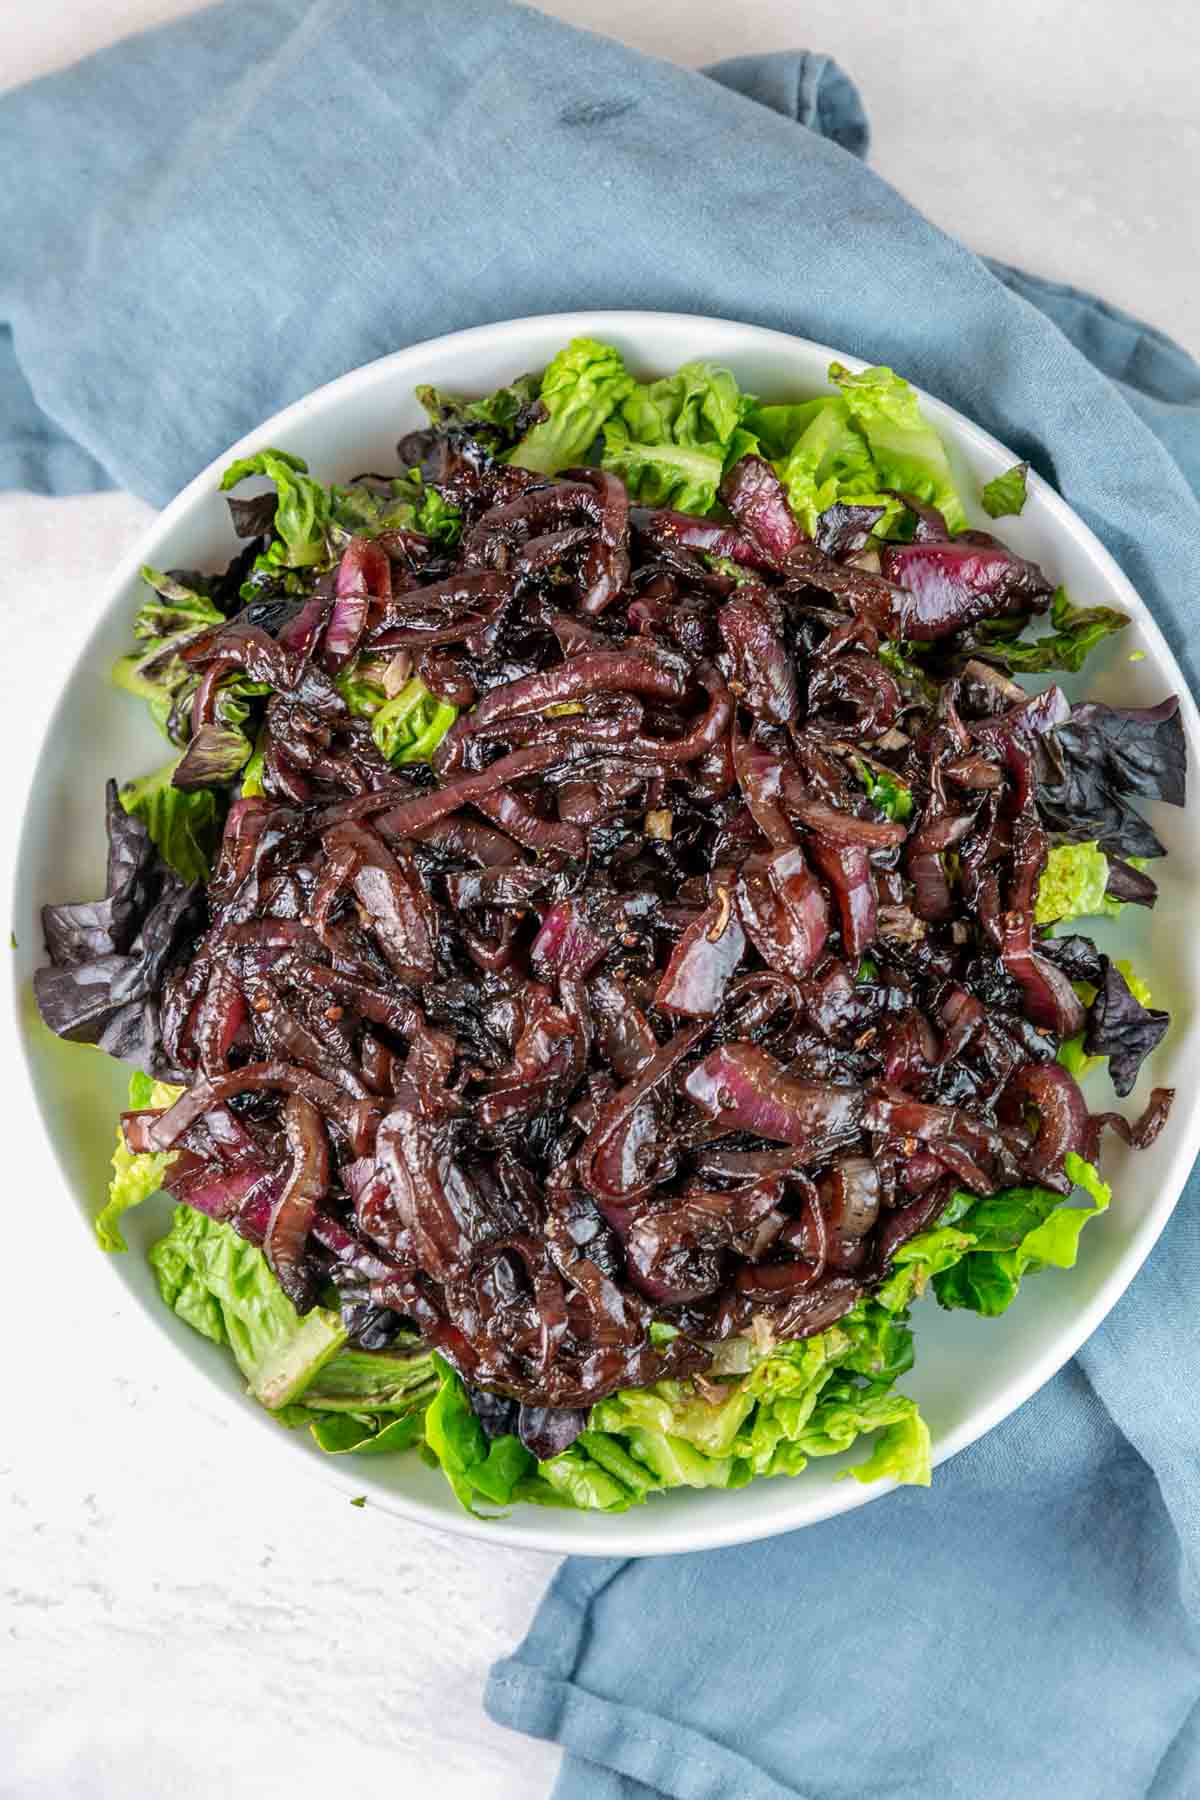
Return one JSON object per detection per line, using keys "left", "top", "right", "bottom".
{"left": 4, "top": 5, "right": 1200, "bottom": 1796}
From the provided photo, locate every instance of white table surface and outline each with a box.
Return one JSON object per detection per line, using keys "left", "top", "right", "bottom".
{"left": 1, "top": 5, "right": 1196, "bottom": 1797}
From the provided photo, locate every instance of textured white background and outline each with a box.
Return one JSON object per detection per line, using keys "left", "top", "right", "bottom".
{"left": 1, "top": 4, "right": 1196, "bottom": 1797}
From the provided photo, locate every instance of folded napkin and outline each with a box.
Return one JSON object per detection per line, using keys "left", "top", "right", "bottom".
{"left": 4, "top": 4, "right": 1200, "bottom": 1795}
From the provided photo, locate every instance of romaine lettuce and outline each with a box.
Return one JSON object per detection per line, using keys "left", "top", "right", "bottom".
{"left": 277, "top": 1346, "right": 439, "bottom": 1455}
{"left": 149, "top": 1206, "right": 346, "bottom": 1407}
{"left": 602, "top": 360, "right": 756, "bottom": 514}
{"left": 95, "top": 1071, "right": 182, "bottom": 1252}
{"left": 421, "top": 1353, "right": 538, "bottom": 1514}
{"left": 933, "top": 1154, "right": 1110, "bottom": 1316}
{"left": 1035, "top": 841, "right": 1114, "bottom": 926}
{"left": 980, "top": 461, "right": 1029, "bottom": 518}
{"left": 743, "top": 362, "right": 966, "bottom": 540}
{"left": 220, "top": 448, "right": 332, "bottom": 570}
{"left": 329, "top": 470, "right": 462, "bottom": 548}
{"left": 828, "top": 362, "right": 966, "bottom": 532}
{"left": 976, "top": 585, "right": 1129, "bottom": 674}
{"left": 749, "top": 393, "right": 896, "bottom": 537}
{"left": 118, "top": 758, "right": 221, "bottom": 885}
{"left": 508, "top": 337, "right": 634, "bottom": 474}
{"left": 336, "top": 667, "right": 458, "bottom": 764}
{"left": 853, "top": 757, "right": 913, "bottom": 823}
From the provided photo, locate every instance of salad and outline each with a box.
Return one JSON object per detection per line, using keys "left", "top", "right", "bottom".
{"left": 34, "top": 338, "right": 1183, "bottom": 1517}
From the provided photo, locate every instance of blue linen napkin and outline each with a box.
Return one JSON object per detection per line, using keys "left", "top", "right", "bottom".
{"left": 3, "top": 4, "right": 1200, "bottom": 1794}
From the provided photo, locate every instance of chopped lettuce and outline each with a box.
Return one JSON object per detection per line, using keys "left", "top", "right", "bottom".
{"left": 118, "top": 758, "right": 221, "bottom": 886}
{"left": 828, "top": 362, "right": 966, "bottom": 532}
{"left": 240, "top": 729, "right": 267, "bottom": 798}
{"left": 219, "top": 448, "right": 331, "bottom": 570}
{"left": 417, "top": 371, "right": 543, "bottom": 440}
{"left": 853, "top": 757, "right": 913, "bottom": 823}
{"left": 980, "top": 461, "right": 1029, "bottom": 518}
{"left": 277, "top": 1346, "right": 439, "bottom": 1456}
{"left": 1035, "top": 841, "right": 1113, "bottom": 926}
{"left": 933, "top": 1154, "right": 1111, "bottom": 1316}
{"left": 976, "top": 586, "right": 1129, "bottom": 674}
{"left": 508, "top": 337, "right": 634, "bottom": 474}
{"left": 329, "top": 470, "right": 462, "bottom": 549}
{"left": 336, "top": 667, "right": 458, "bottom": 764}
{"left": 421, "top": 1354, "right": 538, "bottom": 1514}
{"left": 601, "top": 360, "right": 756, "bottom": 513}
{"left": 95, "top": 1071, "right": 182, "bottom": 1253}
{"left": 749, "top": 393, "right": 899, "bottom": 537}
{"left": 149, "top": 1207, "right": 346, "bottom": 1407}
{"left": 112, "top": 568, "right": 225, "bottom": 744}
{"left": 133, "top": 566, "right": 224, "bottom": 637}
{"left": 743, "top": 361, "right": 965, "bottom": 539}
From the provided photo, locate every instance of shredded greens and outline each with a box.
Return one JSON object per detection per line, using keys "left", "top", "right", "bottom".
{"left": 981, "top": 461, "right": 1029, "bottom": 518}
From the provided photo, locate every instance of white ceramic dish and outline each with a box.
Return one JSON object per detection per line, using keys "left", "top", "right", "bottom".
{"left": 13, "top": 312, "right": 1200, "bottom": 1557}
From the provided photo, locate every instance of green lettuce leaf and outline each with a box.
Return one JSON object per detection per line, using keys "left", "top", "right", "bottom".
{"left": 133, "top": 566, "right": 224, "bottom": 638}
{"left": 534, "top": 1436, "right": 656, "bottom": 1512}
{"left": 307, "top": 1411, "right": 427, "bottom": 1455}
{"left": 980, "top": 461, "right": 1029, "bottom": 518}
{"left": 374, "top": 679, "right": 458, "bottom": 764}
{"left": 749, "top": 396, "right": 890, "bottom": 537}
{"left": 112, "top": 568, "right": 226, "bottom": 743}
{"left": 297, "top": 1343, "right": 432, "bottom": 1411}
{"left": 422, "top": 1354, "right": 538, "bottom": 1514}
{"left": 240, "top": 728, "right": 267, "bottom": 798}
{"left": 95, "top": 1072, "right": 182, "bottom": 1253}
{"left": 337, "top": 666, "right": 458, "bottom": 764}
{"left": 1035, "top": 841, "right": 1113, "bottom": 926}
{"left": 828, "top": 362, "right": 966, "bottom": 532}
{"left": 509, "top": 337, "right": 634, "bottom": 474}
{"left": 219, "top": 449, "right": 331, "bottom": 569}
{"left": 838, "top": 1398, "right": 931, "bottom": 1487}
{"left": 933, "top": 1153, "right": 1111, "bottom": 1316}
{"left": 148, "top": 1207, "right": 346, "bottom": 1406}
{"left": 118, "top": 758, "right": 221, "bottom": 885}
{"left": 329, "top": 470, "right": 462, "bottom": 549}
{"left": 417, "top": 371, "right": 543, "bottom": 441}
{"left": 744, "top": 362, "right": 963, "bottom": 540}
{"left": 976, "top": 586, "right": 1129, "bottom": 674}
{"left": 601, "top": 360, "right": 755, "bottom": 513}
{"left": 853, "top": 757, "right": 913, "bottom": 822}
{"left": 873, "top": 1213, "right": 977, "bottom": 1316}
{"left": 592, "top": 1377, "right": 754, "bottom": 1462}
{"left": 277, "top": 1345, "right": 439, "bottom": 1455}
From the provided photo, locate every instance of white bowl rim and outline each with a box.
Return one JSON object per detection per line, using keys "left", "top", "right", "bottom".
{"left": 13, "top": 308, "right": 1200, "bottom": 1558}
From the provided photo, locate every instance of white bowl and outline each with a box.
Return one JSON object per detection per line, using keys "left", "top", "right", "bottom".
{"left": 13, "top": 312, "right": 1200, "bottom": 1556}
